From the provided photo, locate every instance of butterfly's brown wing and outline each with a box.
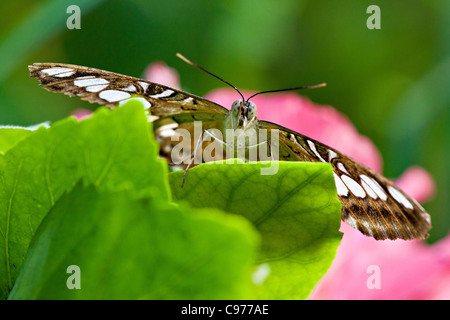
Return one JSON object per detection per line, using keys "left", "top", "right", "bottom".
{"left": 28, "top": 63, "right": 229, "bottom": 162}
{"left": 259, "top": 120, "right": 431, "bottom": 240}
{"left": 28, "top": 63, "right": 228, "bottom": 121}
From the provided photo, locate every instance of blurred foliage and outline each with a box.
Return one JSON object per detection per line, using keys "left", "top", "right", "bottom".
{"left": 0, "top": 0, "right": 448, "bottom": 242}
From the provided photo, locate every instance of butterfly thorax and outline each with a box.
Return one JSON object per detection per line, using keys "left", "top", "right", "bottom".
{"left": 218, "top": 99, "right": 266, "bottom": 159}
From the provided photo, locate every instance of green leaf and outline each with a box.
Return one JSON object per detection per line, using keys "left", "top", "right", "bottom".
{"left": 0, "top": 100, "right": 167, "bottom": 298}
{"left": 8, "top": 184, "right": 258, "bottom": 299}
{"left": 169, "top": 161, "right": 342, "bottom": 299}
{"left": 0, "top": 127, "right": 34, "bottom": 155}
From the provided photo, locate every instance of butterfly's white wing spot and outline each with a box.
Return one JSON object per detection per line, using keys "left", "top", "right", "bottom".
{"left": 156, "top": 123, "right": 179, "bottom": 138}
{"left": 73, "top": 76, "right": 110, "bottom": 87}
{"left": 73, "top": 77, "right": 110, "bottom": 93}
{"left": 99, "top": 90, "right": 131, "bottom": 102}
{"left": 362, "top": 220, "right": 374, "bottom": 236}
{"left": 337, "top": 162, "right": 349, "bottom": 174}
{"left": 340, "top": 174, "right": 366, "bottom": 198}
{"left": 122, "top": 84, "right": 137, "bottom": 92}
{"left": 56, "top": 71, "right": 76, "bottom": 77}
{"left": 161, "top": 144, "right": 172, "bottom": 153}
{"left": 333, "top": 172, "right": 349, "bottom": 196}
{"left": 423, "top": 212, "right": 431, "bottom": 224}
{"left": 150, "top": 89, "right": 175, "bottom": 99}
{"left": 138, "top": 81, "right": 149, "bottom": 92}
{"left": 159, "top": 129, "right": 177, "bottom": 138}
{"left": 118, "top": 97, "right": 151, "bottom": 109}
{"left": 388, "top": 186, "right": 414, "bottom": 209}
{"left": 307, "top": 140, "right": 327, "bottom": 162}
{"left": 361, "top": 179, "right": 378, "bottom": 199}
{"left": 145, "top": 110, "right": 159, "bottom": 122}
{"left": 360, "top": 174, "right": 387, "bottom": 201}
{"left": 41, "top": 67, "right": 76, "bottom": 77}
{"left": 183, "top": 97, "right": 194, "bottom": 104}
{"left": 345, "top": 214, "right": 358, "bottom": 229}
{"left": 86, "top": 85, "right": 109, "bottom": 93}
{"left": 328, "top": 149, "right": 338, "bottom": 161}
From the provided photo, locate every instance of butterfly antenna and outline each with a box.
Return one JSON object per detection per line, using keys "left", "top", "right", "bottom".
{"left": 246, "top": 83, "right": 327, "bottom": 102}
{"left": 176, "top": 53, "right": 245, "bottom": 102}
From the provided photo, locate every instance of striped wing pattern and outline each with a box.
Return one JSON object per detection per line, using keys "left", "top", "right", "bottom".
{"left": 259, "top": 120, "right": 431, "bottom": 240}
{"left": 28, "top": 63, "right": 228, "bottom": 126}
{"left": 29, "top": 63, "right": 432, "bottom": 240}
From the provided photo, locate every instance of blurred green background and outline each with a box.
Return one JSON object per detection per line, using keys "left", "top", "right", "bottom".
{"left": 0, "top": 0, "right": 448, "bottom": 242}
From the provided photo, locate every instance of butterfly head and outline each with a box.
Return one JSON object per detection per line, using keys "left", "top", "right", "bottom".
{"left": 231, "top": 99, "right": 257, "bottom": 128}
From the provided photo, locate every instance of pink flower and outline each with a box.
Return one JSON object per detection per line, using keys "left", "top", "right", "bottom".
{"left": 311, "top": 223, "right": 450, "bottom": 300}
{"left": 150, "top": 61, "right": 446, "bottom": 300}
{"left": 71, "top": 108, "right": 92, "bottom": 121}
{"left": 144, "top": 61, "right": 180, "bottom": 90}
{"left": 395, "top": 166, "right": 436, "bottom": 204}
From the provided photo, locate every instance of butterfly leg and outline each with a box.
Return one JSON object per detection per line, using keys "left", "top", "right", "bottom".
{"left": 182, "top": 130, "right": 273, "bottom": 187}
{"left": 235, "top": 136, "right": 278, "bottom": 175}
{"left": 235, "top": 139, "right": 272, "bottom": 161}
{"left": 182, "top": 129, "right": 207, "bottom": 187}
{"left": 266, "top": 140, "right": 273, "bottom": 160}
{"left": 182, "top": 129, "right": 228, "bottom": 187}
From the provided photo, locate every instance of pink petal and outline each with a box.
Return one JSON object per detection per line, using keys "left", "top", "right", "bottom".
{"left": 310, "top": 226, "right": 450, "bottom": 300}
{"left": 144, "top": 62, "right": 180, "bottom": 90}
{"left": 395, "top": 166, "right": 436, "bottom": 203}
{"left": 71, "top": 109, "right": 92, "bottom": 121}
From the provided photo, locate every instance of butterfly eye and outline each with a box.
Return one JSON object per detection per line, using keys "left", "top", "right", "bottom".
{"left": 247, "top": 101, "right": 257, "bottom": 119}
{"left": 231, "top": 100, "right": 242, "bottom": 115}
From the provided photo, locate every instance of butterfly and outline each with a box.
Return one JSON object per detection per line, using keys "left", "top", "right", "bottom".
{"left": 28, "top": 56, "right": 431, "bottom": 241}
